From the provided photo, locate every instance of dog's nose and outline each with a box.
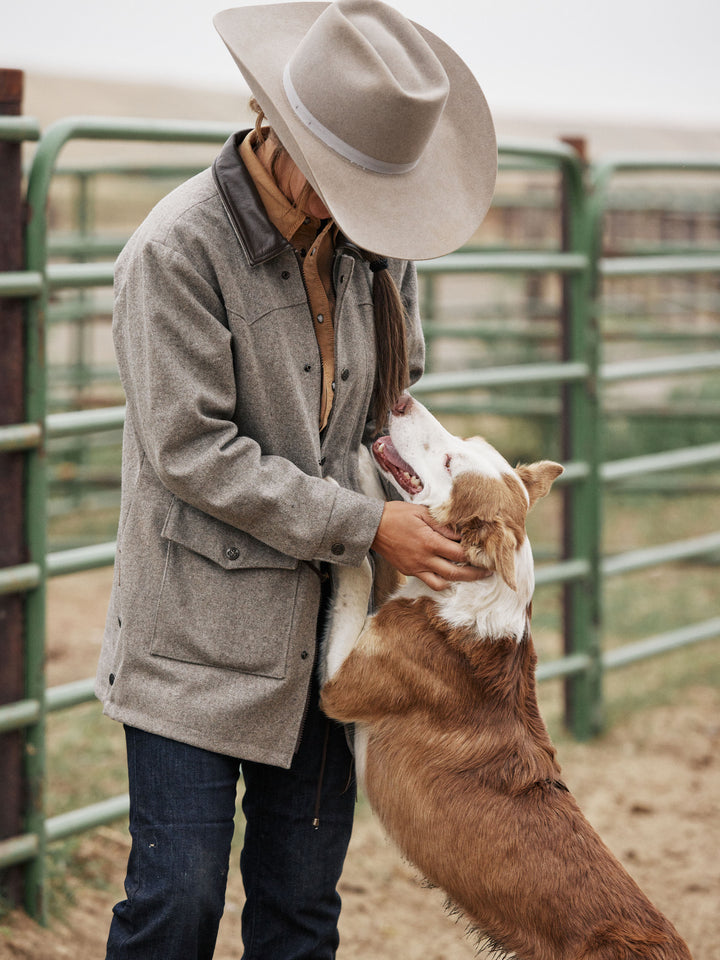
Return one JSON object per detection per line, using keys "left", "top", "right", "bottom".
{"left": 392, "top": 394, "right": 413, "bottom": 416}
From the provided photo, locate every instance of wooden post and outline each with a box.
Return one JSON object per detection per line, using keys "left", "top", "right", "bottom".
{"left": 0, "top": 67, "right": 28, "bottom": 908}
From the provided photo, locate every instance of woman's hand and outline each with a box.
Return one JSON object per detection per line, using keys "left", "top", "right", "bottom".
{"left": 370, "top": 500, "right": 491, "bottom": 592}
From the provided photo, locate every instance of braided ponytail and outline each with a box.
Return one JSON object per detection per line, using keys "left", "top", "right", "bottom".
{"left": 365, "top": 254, "right": 409, "bottom": 433}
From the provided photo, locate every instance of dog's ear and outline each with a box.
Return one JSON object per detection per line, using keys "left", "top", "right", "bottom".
{"left": 515, "top": 461, "right": 564, "bottom": 509}
{"left": 462, "top": 519, "right": 517, "bottom": 591}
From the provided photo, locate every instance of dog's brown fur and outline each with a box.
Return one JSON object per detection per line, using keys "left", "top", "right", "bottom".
{"left": 321, "top": 469, "right": 692, "bottom": 959}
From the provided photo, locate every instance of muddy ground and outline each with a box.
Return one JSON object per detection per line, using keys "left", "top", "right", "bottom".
{"left": 1, "top": 569, "right": 718, "bottom": 959}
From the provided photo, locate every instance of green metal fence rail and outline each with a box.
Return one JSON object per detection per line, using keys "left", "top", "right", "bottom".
{"left": 0, "top": 117, "right": 718, "bottom": 922}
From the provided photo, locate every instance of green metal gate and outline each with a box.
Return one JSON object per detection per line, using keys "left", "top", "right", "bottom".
{"left": 0, "top": 113, "right": 718, "bottom": 921}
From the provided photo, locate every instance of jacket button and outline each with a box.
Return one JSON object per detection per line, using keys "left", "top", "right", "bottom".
{"left": 319, "top": 456, "right": 326, "bottom": 466}
{"left": 225, "top": 546, "right": 240, "bottom": 561}
{"left": 281, "top": 270, "right": 290, "bottom": 280}
{"left": 331, "top": 543, "right": 345, "bottom": 556}
{"left": 341, "top": 368, "right": 349, "bottom": 381}
{"left": 304, "top": 363, "right": 312, "bottom": 372}
{"left": 301, "top": 650, "right": 309, "bottom": 660}
{"left": 109, "top": 673, "right": 115, "bottom": 686}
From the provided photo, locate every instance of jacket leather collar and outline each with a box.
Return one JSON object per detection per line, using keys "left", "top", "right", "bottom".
{"left": 212, "top": 131, "right": 291, "bottom": 267}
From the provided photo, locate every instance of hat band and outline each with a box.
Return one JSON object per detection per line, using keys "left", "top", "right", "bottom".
{"left": 282, "top": 65, "right": 419, "bottom": 176}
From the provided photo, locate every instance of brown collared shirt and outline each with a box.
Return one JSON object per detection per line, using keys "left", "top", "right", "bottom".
{"left": 240, "top": 131, "right": 338, "bottom": 431}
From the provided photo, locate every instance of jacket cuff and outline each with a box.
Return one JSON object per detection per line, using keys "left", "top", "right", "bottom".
{"left": 315, "top": 487, "right": 385, "bottom": 566}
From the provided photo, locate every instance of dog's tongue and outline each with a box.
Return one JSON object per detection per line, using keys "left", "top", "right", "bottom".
{"left": 372, "top": 437, "right": 423, "bottom": 494}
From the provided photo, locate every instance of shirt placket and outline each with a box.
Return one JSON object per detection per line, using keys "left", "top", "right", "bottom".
{"left": 238, "top": 132, "right": 338, "bottom": 432}
{"left": 300, "top": 219, "right": 336, "bottom": 432}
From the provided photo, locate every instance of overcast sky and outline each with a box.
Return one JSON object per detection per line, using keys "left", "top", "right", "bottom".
{"left": 3, "top": 0, "right": 719, "bottom": 126}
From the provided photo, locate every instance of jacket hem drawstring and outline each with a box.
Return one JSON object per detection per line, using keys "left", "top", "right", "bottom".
{"left": 312, "top": 721, "right": 331, "bottom": 829}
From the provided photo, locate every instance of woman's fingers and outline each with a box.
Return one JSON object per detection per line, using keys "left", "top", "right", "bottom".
{"left": 370, "top": 501, "right": 492, "bottom": 589}
{"left": 424, "top": 518, "right": 461, "bottom": 542}
{"left": 415, "top": 570, "right": 452, "bottom": 591}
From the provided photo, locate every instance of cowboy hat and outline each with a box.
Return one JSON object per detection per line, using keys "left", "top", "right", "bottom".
{"left": 214, "top": 0, "right": 496, "bottom": 260}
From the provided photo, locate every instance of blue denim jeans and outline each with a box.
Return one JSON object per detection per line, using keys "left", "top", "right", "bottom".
{"left": 105, "top": 669, "right": 356, "bottom": 960}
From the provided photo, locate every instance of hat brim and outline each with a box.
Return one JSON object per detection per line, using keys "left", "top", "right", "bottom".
{"left": 214, "top": 2, "right": 497, "bottom": 260}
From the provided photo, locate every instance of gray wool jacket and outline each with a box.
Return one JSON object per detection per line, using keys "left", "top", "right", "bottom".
{"left": 95, "top": 132, "right": 425, "bottom": 766}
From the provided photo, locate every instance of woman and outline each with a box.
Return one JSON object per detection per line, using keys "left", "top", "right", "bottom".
{"left": 96, "top": 1, "right": 497, "bottom": 957}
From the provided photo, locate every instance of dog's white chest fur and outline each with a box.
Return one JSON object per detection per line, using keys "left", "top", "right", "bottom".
{"left": 431, "top": 538, "right": 535, "bottom": 641}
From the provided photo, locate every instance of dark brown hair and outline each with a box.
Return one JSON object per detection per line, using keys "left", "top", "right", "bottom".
{"left": 362, "top": 253, "right": 409, "bottom": 432}
{"left": 248, "top": 99, "right": 410, "bottom": 431}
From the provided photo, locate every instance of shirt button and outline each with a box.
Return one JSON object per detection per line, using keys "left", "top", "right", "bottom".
{"left": 331, "top": 543, "right": 345, "bottom": 556}
{"left": 331, "top": 381, "right": 336, "bottom": 391}
{"left": 341, "top": 368, "right": 349, "bottom": 381}
{"left": 317, "top": 314, "right": 324, "bottom": 323}
{"left": 225, "top": 546, "right": 240, "bottom": 561}
{"left": 319, "top": 456, "right": 326, "bottom": 466}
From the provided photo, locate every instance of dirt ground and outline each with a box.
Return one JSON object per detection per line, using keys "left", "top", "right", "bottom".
{"left": 1, "top": 569, "right": 718, "bottom": 959}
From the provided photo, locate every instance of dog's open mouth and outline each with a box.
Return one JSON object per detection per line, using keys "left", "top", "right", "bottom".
{"left": 372, "top": 437, "right": 424, "bottom": 495}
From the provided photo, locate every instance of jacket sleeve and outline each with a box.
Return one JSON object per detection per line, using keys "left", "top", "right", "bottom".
{"left": 113, "top": 237, "right": 384, "bottom": 566}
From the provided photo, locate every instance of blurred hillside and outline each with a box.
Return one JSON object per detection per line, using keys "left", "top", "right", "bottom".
{"left": 22, "top": 71, "right": 720, "bottom": 160}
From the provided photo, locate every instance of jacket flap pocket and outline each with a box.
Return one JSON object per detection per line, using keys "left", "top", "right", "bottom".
{"left": 161, "top": 498, "right": 298, "bottom": 570}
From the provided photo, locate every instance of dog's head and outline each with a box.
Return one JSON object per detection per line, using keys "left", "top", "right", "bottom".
{"left": 372, "top": 396, "right": 563, "bottom": 590}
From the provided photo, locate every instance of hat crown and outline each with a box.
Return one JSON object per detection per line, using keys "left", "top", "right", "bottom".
{"left": 285, "top": 0, "right": 449, "bottom": 171}
{"left": 213, "top": 0, "right": 496, "bottom": 259}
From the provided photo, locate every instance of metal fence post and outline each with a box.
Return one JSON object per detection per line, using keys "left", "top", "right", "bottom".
{"left": 0, "top": 66, "right": 28, "bottom": 910}
{"left": 559, "top": 139, "right": 604, "bottom": 739}
{"left": 21, "top": 107, "right": 52, "bottom": 928}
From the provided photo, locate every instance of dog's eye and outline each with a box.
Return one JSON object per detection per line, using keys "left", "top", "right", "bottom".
{"left": 445, "top": 454, "right": 453, "bottom": 474}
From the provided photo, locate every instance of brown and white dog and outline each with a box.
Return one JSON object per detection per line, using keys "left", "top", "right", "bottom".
{"left": 320, "top": 396, "right": 692, "bottom": 960}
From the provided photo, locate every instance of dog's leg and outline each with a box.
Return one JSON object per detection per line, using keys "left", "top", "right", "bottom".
{"left": 321, "top": 615, "right": 413, "bottom": 724}
{"left": 318, "top": 451, "right": 380, "bottom": 687}
{"left": 319, "top": 442, "right": 391, "bottom": 686}
{"left": 320, "top": 558, "right": 374, "bottom": 686}
{"left": 320, "top": 444, "right": 406, "bottom": 717}
{"left": 357, "top": 443, "right": 404, "bottom": 608}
